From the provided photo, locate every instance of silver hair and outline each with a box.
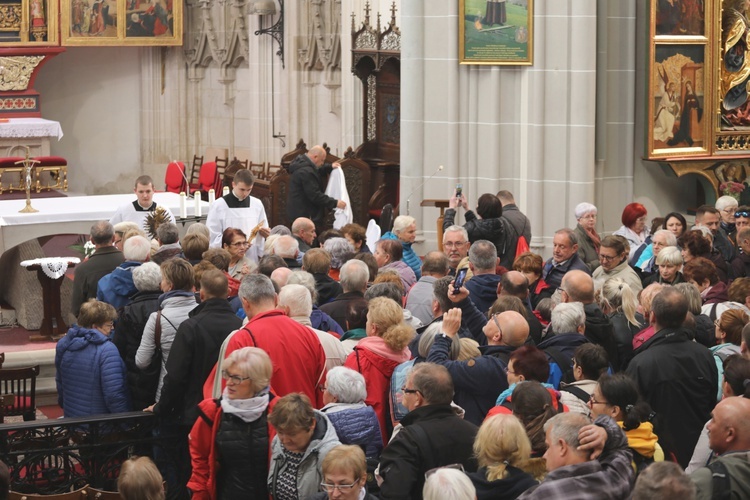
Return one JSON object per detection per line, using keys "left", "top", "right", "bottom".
{"left": 673, "top": 282, "right": 702, "bottom": 315}
{"left": 393, "top": 215, "right": 416, "bottom": 234}
{"left": 550, "top": 302, "right": 586, "bottom": 334}
{"left": 185, "top": 223, "right": 210, "bottom": 240}
{"left": 324, "top": 366, "right": 367, "bottom": 404}
{"left": 123, "top": 235, "right": 151, "bottom": 262}
{"left": 543, "top": 412, "right": 592, "bottom": 450}
{"left": 422, "top": 468, "right": 476, "bottom": 500}
{"left": 340, "top": 259, "right": 369, "bottom": 293}
{"left": 555, "top": 228, "right": 578, "bottom": 246}
{"left": 716, "top": 195, "right": 739, "bottom": 212}
{"left": 323, "top": 237, "right": 355, "bottom": 269}
{"left": 655, "top": 246, "right": 683, "bottom": 266}
{"left": 443, "top": 225, "right": 468, "bottom": 242}
{"left": 274, "top": 235, "right": 299, "bottom": 258}
{"left": 468, "top": 240, "right": 497, "bottom": 271}
{"left": 156, "top": 223, "right": 180, "bottom": 245}
{"left": 418, "top": 321, "right": 461, "bottom": 359}
{"left": 278, "top": 284, "right": 313, "bottom": 317}
{"left": 652, "top": 229, "right": 677, "bottom": 247}
{"left": 287, "top": 270, "right": 318, "bottom": 303}
{"left": 223, "top": 347, "right": 273, "bottom": 395}
{"left": 132, "top": 261, "right": 162, "bottom": 292}
{"left": 238, "top": 274, "right": 276, "bottom": 304}
{"left": 270, "top": 225, "right": 292, "bottom": 236}
{"left": 574, "top": 202, "right": 597, "bottom": 220}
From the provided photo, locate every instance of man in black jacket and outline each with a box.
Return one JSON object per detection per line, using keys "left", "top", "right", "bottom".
{"left": 626, "top": 287, "right": 717, "bottom": 468}
{"left": 70, "top": 221, "right": 124, "bottom": 316}
{"left": 378, "top": 363, "right": 478, "bottom": 500}
{"left": 148, "top": 269, "right": 242, "bottom": 499}
{"left": 286, "top": 145, "right": 347, "bottom": 229}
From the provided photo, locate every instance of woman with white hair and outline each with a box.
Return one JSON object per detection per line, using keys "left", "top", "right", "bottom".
{"left": 573, "top": 202, "right": 601, "bottom": 272}
{"left": 320, "top": 367, "right": 383, "bottom": 459}
{"left": 635, "top": 229, "right": 678, "bottom": 278}
{"left": 382, "top": 215, "right": 422, "bottom": 280}
{"left": 423, "top": 467, "right": 477, "bottom": 500}
{"left": 188, "top": 347, "right": 275, "bottom": 499}
{"left": 642, "top": 245, "right": 684, "bottom": 287}
{"left": 323, "top": 237, "right": 355, "bottom": 281}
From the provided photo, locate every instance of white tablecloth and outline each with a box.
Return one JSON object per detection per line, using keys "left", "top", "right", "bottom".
{"left": 0, "top": 192, "right": 208, "bottom": 227}
{"left": 0, "top": 118, "right": 63, "bottom": 140}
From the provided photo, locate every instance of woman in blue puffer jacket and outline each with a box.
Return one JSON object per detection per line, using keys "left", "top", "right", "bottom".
{"left": 55, "top": 299, "right": 131, "bottom": 417}
{"left": 320, "top": 366, "right": 383, "bottom": 459}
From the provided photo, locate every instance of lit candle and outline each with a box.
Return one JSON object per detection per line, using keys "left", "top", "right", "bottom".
{"left": 223, "top": 186, "right": 230, "bottom": 197}
{"left": 194, "top": 194, "right": 202, "bottom": 218}
{"left": 179, "top": 192, "right": 187, "bottom": 219}
{"left": 208, "top": 188, "right": 215, "bottom": 205}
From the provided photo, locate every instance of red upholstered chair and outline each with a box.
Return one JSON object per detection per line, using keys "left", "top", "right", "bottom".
{"left": 164, "top": 161, "right": 187, "bottom": 193}
{"left": 32, "top": 156, "right": 68, "bottom": 193}
{"left": 194, "top": 161, "right": 218, "bottom": 199}
{"left": 0, "top": 157, "right": 26, "bottom": 194}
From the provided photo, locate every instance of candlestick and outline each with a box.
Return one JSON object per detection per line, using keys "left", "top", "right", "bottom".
{"left": 179, "top": 192, "right": 187, "bottom": 219}
{"left": 208, "top": 188, "right": 215, "bottom": 205}
{"left": 194, "top": 194, "right": 202, "bottom": 218}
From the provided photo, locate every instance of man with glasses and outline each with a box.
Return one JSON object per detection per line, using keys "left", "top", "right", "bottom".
{"left": 207, "top": 168, "right": 270, "bottom": 262}
{"left": 378, "top": 363, "right": 478, "bottom": 500}
{"left": 542, "top": 228, "right": 590, "bottom": 291}
{"left": 426, "top": 308, "right": 529, "bottom": 425}
{"left": 442, "top": 225, "right": 471, "bottom": 276}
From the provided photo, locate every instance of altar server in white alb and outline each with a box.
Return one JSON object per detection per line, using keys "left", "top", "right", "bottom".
{"left": 206, "top": 169, "right": 270, "bottom": 262}
{"left": 109, "top": 175, "right": 176, "bottom": 230}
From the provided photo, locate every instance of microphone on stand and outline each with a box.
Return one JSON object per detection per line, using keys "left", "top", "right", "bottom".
{"left": 406, "top": 165, "right": 444, "bottom": 215}
{"left": 175, "top": 160, "right": 192, "bottom": 197}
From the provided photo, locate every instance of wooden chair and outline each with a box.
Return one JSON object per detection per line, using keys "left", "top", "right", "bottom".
{"left": 8, "top": 485, "right": 90, "bottom": 499}
{"left": 188, "top": 155, "right": 203, "bottom": 189}
{"left": 249, "top": 161, "right": 266, "bottom": 180}
{"left": 214, "top": 156, "right": 228, "bottom": 193}
{"left": 0, "top": 364, "right": 40, "bottom": 423}
{"left": 266, "top": 164, "right": 282, "bottom": 179}
{"left": 223, "top": 159, "right": 249, "bottom": 189}
{"left": 85, "top": 487, "right": 122, "bottom": 499}
{"left": 231, "top": 157, "right": 249, "bottom": 170}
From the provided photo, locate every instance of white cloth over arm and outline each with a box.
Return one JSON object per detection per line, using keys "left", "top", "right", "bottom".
{"left": 325, "top": 168, "right": 353, "bottom": 229}
{"left": 366, "top": 219, "right": 381, "bottom": 253}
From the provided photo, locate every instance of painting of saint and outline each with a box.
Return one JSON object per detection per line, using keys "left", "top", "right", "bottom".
{"left": 126, "top": 0, "right": 174, "bottom": 38}
{"left": 70, "top": 0, "right": 116, "bottom": 37}
{"left": 652, "top": 45, "right": 705, "bottom": 151}
{"left": 656, "top": 0, "right": 705, "bottom": 36}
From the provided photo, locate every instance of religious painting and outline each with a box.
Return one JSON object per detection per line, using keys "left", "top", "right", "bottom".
{"left": 655, "top": 0, "right": 705, "bottom": 37}
{"left": 719, "top": 0, "right": 750, "bottom": 131}
{"left": 61, "top": 0, "right": 182, "bottom": 46}
{"left": 649, "top": 44, "right": 708, "bottom": 157}
{"left": 712, "top": 161, "right": 750, "bottom": 203}
{"left": 0, "top": 0, "right": 59, "bottom": 45}
{"left": 459, "top": 0, "right": 533, "bottom": 65}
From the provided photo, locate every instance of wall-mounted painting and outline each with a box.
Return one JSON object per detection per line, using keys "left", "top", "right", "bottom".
{"left": 650, "top": 44, "right": 708, "bottom": 157}
{"left": 459, "top": 0, "right": 533, "bottom": 65}
{"left": 655, "top": 0, "right": 705, "bottom": 37}
{"left": 61, "top": 0, "right": 182, "bottom": 46}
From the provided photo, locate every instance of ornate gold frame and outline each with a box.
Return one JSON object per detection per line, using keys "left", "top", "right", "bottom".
{"left": 61, "top": 0, "right": 182, "bottom": 46}
{"left": 458, "top": 0, "right": 533, "bottom": 66}
{"left": 0, "top": 0, "right": 59, "bottom": 46}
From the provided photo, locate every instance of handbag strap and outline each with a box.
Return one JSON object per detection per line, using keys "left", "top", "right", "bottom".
{"left": 154, "top": 310, "right": 163, "bottom": 352}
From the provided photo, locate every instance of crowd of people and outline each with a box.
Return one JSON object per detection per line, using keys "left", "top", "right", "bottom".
{"left": 25, "top": 158, "right": 750, "bottom": 499}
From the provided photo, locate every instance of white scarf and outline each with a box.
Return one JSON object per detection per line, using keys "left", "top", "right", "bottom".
{"left": 220, "top": 388, "right": 270, "bottom": 423}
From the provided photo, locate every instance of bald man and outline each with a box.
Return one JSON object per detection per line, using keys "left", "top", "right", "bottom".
{"left": 426, "top": 308, "right": 529, "bottom": 425}
{"left": 287, "top": 145, "right": 346, "bottom": 230}
{"left": 291, "top": 217, "right": 316, "bottom": 252}
{"left": 691, "top": 397, "right": 750, "bottom": 498}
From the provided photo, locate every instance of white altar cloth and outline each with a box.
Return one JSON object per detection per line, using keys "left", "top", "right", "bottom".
{"left": 0, "top": 118, "right": 63, "bottom": 141}
{"left": 0, "top": 192, "right": 210, "bottom": 253}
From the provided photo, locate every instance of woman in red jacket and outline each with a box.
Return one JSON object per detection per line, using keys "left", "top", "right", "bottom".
{"left": 344, "top": 297, "right": 415, "bottom": 443}
{"left": 188, "top": 347, "right": 275, "bottom": 500}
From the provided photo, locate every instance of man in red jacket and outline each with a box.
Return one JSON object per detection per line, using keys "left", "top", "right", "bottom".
{"left": 218, "top": 274, "right": 327, "bottom": 407}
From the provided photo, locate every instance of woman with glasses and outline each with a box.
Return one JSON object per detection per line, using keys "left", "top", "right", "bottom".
{"left": 589, "top": 373, "right": 662, "bottom": 476}
{"left": 55, "top": 299, "right": 130, "bottom": 417}
{"left": 268, "top": 393, "right": 341, "bottom": 500}
{"left": 188, "top": 347, "right": 276, "bottom": 499}
{"left": 573, "top": 202, "right": 601, "bottom": 272}
{"left": 222, "top": 227, "right": 256, "bottom": 280}
{"left": 613, "top": 203, "right": 649, "bottom": 261}
{"left": 710, "top": 309, "right": 748, "bottom": 401}
{"left": 308, "top": 445, "right": 379, "bottom": 500}
{"left": 591, "top": 235, "right": 643, "bottom": 293}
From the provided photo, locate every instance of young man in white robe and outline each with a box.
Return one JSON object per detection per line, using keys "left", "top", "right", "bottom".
{"left": 206, "top": 169, "right": 270, "bottom": 262}
{"left": 109, "top": 175, "right": 176, "bottom": 230}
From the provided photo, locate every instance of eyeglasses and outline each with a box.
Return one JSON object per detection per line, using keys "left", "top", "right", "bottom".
{"left": 444, "top": 241, "right": 467, "bottom": 248}
{"left": 320, "top": 480, "right": 359, "bottom": 492}
{"left": 230, "top": 241, "right": 249, "bottom": 247}
{"left": 401, "top": 385, "right": 421, "bottom": 395}
{"left": 491, "top": 313, "right": 503, "bottom": 337}
{"left": 636, "top": 216, "right": 648, "bottom": 223}
{"left": 579, "top": 214, "right": 597, "bottom": 220}
{"left": 598, "top": 253, "right": 619, "bottom": 262}
{"left": 589, "top": 395, "right": 609, "bottom": 406}
{"left": 102, "top": 322, "right": 114, "bottom": 331}
{"left": 722, "top": 208, "right": 736, "bottom": 214}
{"left": 221, "top": 370, "right": 251, "bottom": 385}
{"left": 736, "top": 211, "right": 750, "bottom": 218}
{"left": 714, "top": 319, "right": 722, "bottom": 330}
